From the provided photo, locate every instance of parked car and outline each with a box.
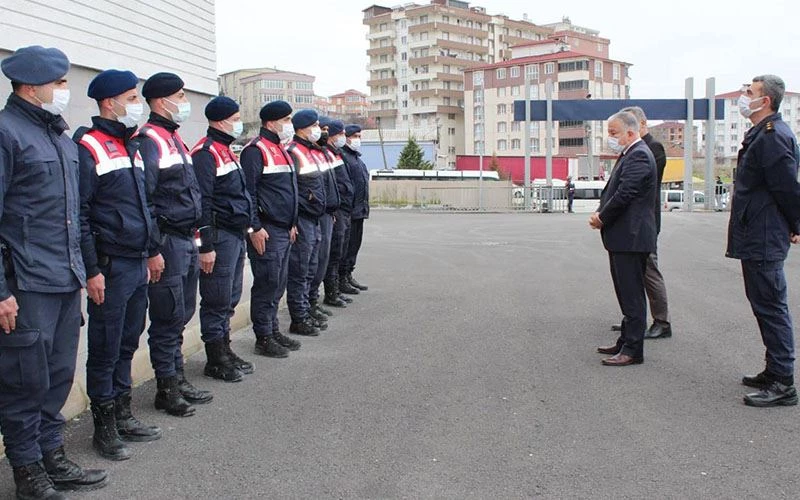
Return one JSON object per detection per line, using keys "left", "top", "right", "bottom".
{"left": 661, "top": 190, "right": 705, "bottom": 211}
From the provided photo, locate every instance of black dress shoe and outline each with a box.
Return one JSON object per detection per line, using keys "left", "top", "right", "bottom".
{"left": 597, "top": 344, "right": 621, "bottom": 355}
{"left": 743, "top": 381, "right": 798, "bottom": 407}
{"left": 644, "top": 322, "right": 672, "bottom": 339}
{"left": 742, "top": 370, "right": 773, "bottom": 389}
{"left": 601, "top": 353, "right": 643, "bottom": 366}
{"left": 610, "top": 324, "right": 622, "bottom": 332}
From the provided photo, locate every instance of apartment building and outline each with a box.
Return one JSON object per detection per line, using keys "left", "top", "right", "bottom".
{"left": 328, "top": 89, "right": 369, "bottom": 120}
{"left": 219, "top": 67, "right": 316, "bottom": 133}
{"left": 363, "top": 1, "right": 551, "bottom": 169}
{"left": 650, "top": 121, "right": 698, "bottom": 158}
{"left": 462, "top": 31, "right": 631, "bottom": 159}
{"left": 704, "top": 90, "right": 800, "bottom": 160}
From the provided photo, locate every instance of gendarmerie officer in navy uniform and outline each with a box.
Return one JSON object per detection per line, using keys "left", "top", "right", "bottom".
{"left": 306, "top": 116, "right": 341, "bottom": 322}
{"left": 286, "top": 109, "right": 327, "bottom": 336}
{"left": 76, "top": 69, "right": 161, "bottom": 462}
{"left": 190, "top": 96, "right": 254, "bottom": 382}
{"left": 340, "top": 125, "right": 370, "bottom": 294}
{"left": 240, "top": 101, "right": 301, "bottom": 358}
{"left": 728, "top": 75, "right": 800, "bottom": 408}
{"left": 321, "top": 119, "right": 353, "bottom": 309}
{"left": 0, "top": 45, "right": 107, "bottom": 500}
{"left": 136, "top": 72, "right": 211, "bottom": 417}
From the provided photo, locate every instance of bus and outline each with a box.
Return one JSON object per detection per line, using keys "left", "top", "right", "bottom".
{"left": 369, "top": 169, "right": 500, "bottom": 181}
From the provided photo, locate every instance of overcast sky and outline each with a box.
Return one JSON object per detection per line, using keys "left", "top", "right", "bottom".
{"left": 216, "top": 0, "right": 800, "bottom": 99}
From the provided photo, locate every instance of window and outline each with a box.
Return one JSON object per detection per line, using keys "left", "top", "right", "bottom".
{"left": 497, "top": 139, "right": 507, "bottom": 151}
{"left": 511, "top": 86, "right": 520, "bottom": 96}
{"left": 474, "top": 89, "right": 483, "bottom": 104}
{"left": 420, "top": 15, "right": 428, "bottom": 23}
{"left": 401, "top": 36, "right": 407, "bottom": 45}
{"left": 260, "top": 79, "right": 284, "bottom": 89}
{"left": 448, "top": 146, "right": 456, "bottom": 154}
{"left": 612, "top": 84, "right": 620, "bottom": 98}
{"left": 448, "top": 127, "right": 456, "bottom": 135}
{"left": 525, "top": 64, "right": 539, "bottom": 80}
{"left": 497, "top": 122, "right": 507, "bottom": 133}
{"left": 613, "top": 64, "right": 620, "bottom": 80}
{"left": 496, "top": 68, "right": 506, "bottom": 79}
{"left": 443, "top": 65, "right": 450, "bottom": 74}
{"left": 511, "top": 122, "right": 520, "bottom": 132}
{"left": 401, "top": 52, "right": 407, "bottom": 61}
{"left": 558, "top": 120, "right": 584, "bottom": 128}
{"left": 531, "top": 138, "right": 540, "bottom": 152}
{"left": 401, "top": 84, "right": 408, "bottom": 92}
{"left": 594, "top": 61, "right": 603, "bottom": 78}
{"left": 294, "top": 95, "right": 313, "bottom": 104}
{"left": 402, "top": 100, "right": 408, "bottom": 108}
{"left": 511, "top": 138, "right": 521, "bottom": 149}
{"left": 381, "top": 86, "right": 389, "bottom": 95}
{"left": 557, "top": 61, "right": 589, "bottom": 72}
{"left": 380, "top": 55, "right": 388, "bottom": 63}
{"left": 473, "top": 124, "right": 483, "bottom": 137}
{"left": 544, "top": 63, "right": 555, "bottom": 74}
{"left": 448, "top": 113, "right": 456, "bottom": 119}
{"left": 497, "top": 104, "right": 507, "bottom": 114}
{"left": 472, "top": 71, "right": 484, "bottom": 86}
{"left": 380, "top": 23, "right": 387, "bottom": 31}
{"left": 597, "top": 43, "right": 603, "bottom": 52}
{"left": 421, "top": 97, "right": 430, "bottom": 106}
{"left": 510, "top": 66, "right": 520, "bottom": 78}
{"left": 529, "top": 85, "right": 539, "bottom": 99}
{"left": 474, "top": 141, "right": 484, "bottom": 154}
{"left": 559, "top": 138, "right": 584, "bottom": 147}
{"left": 558, "top": 80, "right": 589, "bottom": 91}
{"left": 421, "top": 32, "right": 429, "bottom": 41}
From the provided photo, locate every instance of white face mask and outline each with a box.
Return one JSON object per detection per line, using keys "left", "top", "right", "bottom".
{"left": 308, "top": 126, "right": 322, "bottom": 143}
{"left": 738, "top": 94, "right": 765, "bottom": 119}
{"left": 277, "top": 122, "right": 294, "bottom": 142}
{"left": 348, "top": 138, "right": 361, "bottom": 151}
{"left": 607, "top": 136, "right": 624, "bottom": 154}
{"left": 40, "top": 88, "right": 70, "bottom": 115}
{"left": 227, "top": 120, "right": 244, "bottom": 139}
{"left": 333, "top": 135, "right": 347, "bottom": 148}
{"left": 114, "top": 101, "right": 144, "bottom": 128}
{"left": 165, "top": 98, "right": 191, "bottom": 123}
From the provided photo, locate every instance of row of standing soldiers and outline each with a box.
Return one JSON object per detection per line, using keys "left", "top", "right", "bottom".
{"left": 0, "top": 45, "right": 370, "bottom": 499}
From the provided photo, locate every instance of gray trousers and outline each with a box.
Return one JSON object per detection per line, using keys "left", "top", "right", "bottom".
{"left": 644, "top": 252, "right": 669, "bottom": 324}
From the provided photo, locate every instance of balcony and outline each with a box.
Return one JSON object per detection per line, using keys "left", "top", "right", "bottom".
{"left": 366, "top": 30, "right": 394, "bottom": 41}
{"left": 438, "top": 38, "right": 490, "bottom": 55}
{"left": 367, "top": 46, "right": 397, "bottom": 57}
{"left": 437, "top": 72, "right": 464, "bottom": 82}
{"left": 368, "top": 108, "right": 398, "bottom": 118}
{"left": 408, "top": 21, "right": 436, "bottom": 34}
{"left": 367, "top": 60, "right": 396, "bottom": 71}
{"left": 367, "top": 77, "right": 398, "bottom": 87}
{"left": 408, "top": 21, "right": 486, "bottom": 38}
{"left": 408, "top": 55, "right": 436, "bottom": 66}
{"left": 409, "top": 89, "right": 464, "bottom": 100}
{"left": 437, "top": 105, "right": 464, "bottom": 114}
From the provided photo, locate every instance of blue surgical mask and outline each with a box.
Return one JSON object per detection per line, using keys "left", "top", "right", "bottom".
{"left": 228, "top": 120, "right": 244, "bottom": 139}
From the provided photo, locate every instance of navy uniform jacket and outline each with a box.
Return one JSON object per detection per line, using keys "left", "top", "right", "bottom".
{"left": 331, "top": 145, "right": 355, "bottom": 213}
{"left": 286, "top": 136, "right": 326, "bottom": 219}
{"left": 135, "top": 113, "right": 202, "bottom": 255}
{"left": 0, "top": 94, "right": 85, "bottom": 299}
{"left": 726, "top": 113, "right": 800, "bottom": 262}
{"left": 340, "top": 145, "right": 370, "bottom": 220}
{"left": 191, "top": 127, "right": 252, "bottom": 252}
{"left": 240, "top": 128, "right": 298, "bottom": 230}
{"left": 75, "top": 117, "right": 151, "bottom": 278}
{"left": 598, "top": 140, "right": 657, "bottom": 254}
{"left": 321, "top": 144, "right": 342, "bottom": 214}
{"left": 642, "top": 132, "right": 667, "bottom": 234}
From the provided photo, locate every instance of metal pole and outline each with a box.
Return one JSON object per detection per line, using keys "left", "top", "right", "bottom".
{"left": 704, "top": 77, "right": 716, "bottom": 210}
{"left": 585, "top": 123, "right": 594, "bottom": 180}
{"left": 376, "top": 117, "right": 389, "bottom": 170}
{"left": 524, "top": 76, "right": 532, "bottom": 209}
{"left": 683, "top": 78, "right": 694, "bottom": 212}
{"left": 478, "top": 82, "right": 484, "bottom": 211}
{"left": 545, "top": 79, "right": 553, "bottom": 211}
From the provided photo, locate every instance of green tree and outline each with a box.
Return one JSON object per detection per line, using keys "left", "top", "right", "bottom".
{"left": 396, "top": 135, "right": 433, "bottom": 169}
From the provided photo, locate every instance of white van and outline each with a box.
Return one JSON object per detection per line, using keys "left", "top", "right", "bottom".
{"left": 661, "top": 190, "right": 705, "bottom": 211}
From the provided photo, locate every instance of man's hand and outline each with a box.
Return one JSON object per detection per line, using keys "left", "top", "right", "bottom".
{"left": 0, "top": 295, "right": 19, "bottom": 334}
{"left": 589, "top": 212, "right": 604, "bottom": 230}
{"left": 791, "top": 233, "right": 800, "bottom": 244}
{"left": 289, "top": 226, "right": 298, "bottom": 243}
{"left": 148, "top": 253, "right": 165, "bottom": 283}
{"left": 199, "top": 250, "right": 216, "bottom": 274}
{"left": 249, "top": 228, "right": 269, "bottom": 255}
{"left": 87, "top": 273, "right": 105, "bottom": 305}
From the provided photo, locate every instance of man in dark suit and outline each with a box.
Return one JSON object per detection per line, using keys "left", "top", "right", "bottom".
{"left": 607, "top": 106, "right": 671, "bottom": 339}
{"left": 591, "top": 111, "right": 658, "bottom": 366}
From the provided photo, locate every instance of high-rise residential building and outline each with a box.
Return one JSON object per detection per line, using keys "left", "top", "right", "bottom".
{"left": 218, "top": 67, "right": 315, "bottom": 133}
{"left": 329, "top": 89, "right": 369, "bottom": 120}
{"left": 462, "top": 29, "right": 631, "bottom": 159}
{"left": 363, "top": 1, "right": 551, "bottom": 169}
{"left": 703, "top": 89, "right": 800, "bottom": 161}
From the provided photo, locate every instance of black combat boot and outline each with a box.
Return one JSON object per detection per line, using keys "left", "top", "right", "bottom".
{"left": 339, "top": 275, "right": 360, "bottom": 294}
{"left": 13, "top": 461, "right": 66, "bottom": 500}
{"left": 90, "top": 401, "right": 131, "bottom": 461}
{"left": 316, "top": 302, "right": 332, "bottom": 316}
{"left": 115, "top": 391, "right": 161, "bottom": 442}
{"left": 42, "top": 446, "right": 107, "bottom": 492}
{"left": 203, "top": 340, "right": 244, "bottom": 383}
{"left": 273, "top": 329, "right": 301, "bottom": 351}
{"left": 348, "top": 273, "right": 368, "bottom": 291}
{"left": 323, "top": 277, "right": 347, "bottom": 308}
{"left": 308, "top": 300, "right": 328, "bottom": 323}
{"left": 254, "top": 335, "right": 290, "bottom": 358}
{"left": 309, "top": 315, "right": 328, "bottom": 331}
{"left": 176, "top": 370, "right": 213, "bottom": 404}
{"left": 224, "top": 332, "right": 254, "bottom": 374}
{"left": 289, "top": 317, "right": 320, "bottom": 336}
{"left": 154, "top": 376, "right": 195, "bottom": 417}
{"left": 339, "top": 293, "right": 353, "bottom": 304}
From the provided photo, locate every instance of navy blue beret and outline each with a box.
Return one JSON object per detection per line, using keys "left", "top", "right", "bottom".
{"left": 87, "top": 69, "right": 138, "bottom": 100}
{"left": 328, "top": 120, "right": 345, "bottom": 136}
{"left": 1, "top": 45, "right": 69, "bottom": 85}
{"left": 260, "top": 100, "right": 292, "bottom": 122}
{"left": 345, "top": 124, "right": 362, "bottom": 137}
{"left": 291, "top": 109, "right": 318, "bottom": 130}
{"left": 205, "top": 96, "right": 239, "bottom": 121}
{"left": 318, "top": 116, "right": 332, "bottom": 129}
{"left": 142, "top": 72, "right": 184, "bottom": 99}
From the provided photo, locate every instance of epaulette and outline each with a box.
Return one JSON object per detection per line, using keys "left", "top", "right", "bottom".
{"left": 765, "top": 121, "right": 775, "bottom": 133}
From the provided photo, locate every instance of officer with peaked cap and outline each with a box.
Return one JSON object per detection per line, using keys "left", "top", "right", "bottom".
{"left": 240, "top": 101, "right": 301, "bottom": 357}
{"left": 135, "top": 72, "right": 210, "bottom": 417}
{"left": 0, "top": 45, "right": 107, "bottom": 499}
{"left": 76, "top": 69, "right": 161, "bottom": 462}
{"left": 190, "top": 96, "right": 254, "bottom": 381}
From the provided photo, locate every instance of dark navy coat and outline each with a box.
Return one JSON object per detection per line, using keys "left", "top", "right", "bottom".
{"left": 321, "top": 145, "right": 342, "bottom": 214}
{"left": 340, "top": 145, "right": 370, "bottom": 220}
{"left": 0, "top": 94, "right": 85, "bottom": 298}
{"left": 286, "top": 136, "right": 326, "bottom": 219}
{"left": 726, "top": 113, "right": 800, "bottom": 261}
{"left": 76, "top": 117, "right": 151, "bottom": 278}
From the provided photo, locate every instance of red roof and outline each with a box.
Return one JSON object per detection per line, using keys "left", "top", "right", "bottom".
{"left": 466, "top": 51, "right": 630, "bottom": 72}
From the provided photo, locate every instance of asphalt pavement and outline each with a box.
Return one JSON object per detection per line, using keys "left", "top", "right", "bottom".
{"left": 3, "top": 210, "right": 800, "bottom": 499}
